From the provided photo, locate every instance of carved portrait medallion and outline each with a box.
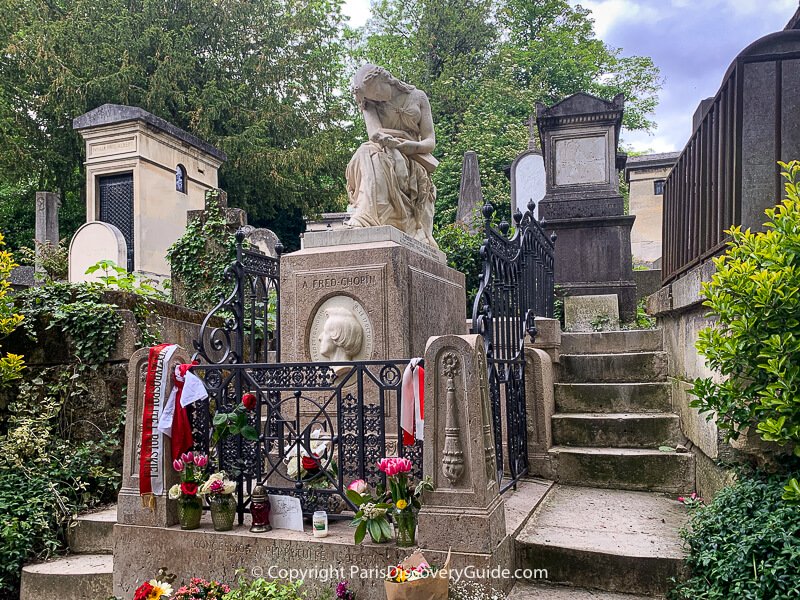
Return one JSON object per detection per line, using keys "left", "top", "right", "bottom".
{"left": 308, "top": 296, "right": 374, "bottom": 363}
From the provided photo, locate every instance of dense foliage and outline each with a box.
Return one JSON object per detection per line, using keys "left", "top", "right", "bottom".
{"left": 434, "top": 221, "right": 484, "bottom": 315}
{"left": 362, "top": 0, "right": 661, "bottom": 226}
{"left": 670, "top": 472, "right": 800, "bottom": 600}
{"left": 0, "top": 233, "right": 24, "bottom": 386}
{"left": 691, "top": 162, "right": 800, "bottom": 498}
{"left": 0, "top": 0, "right": 660, "bottom": 254}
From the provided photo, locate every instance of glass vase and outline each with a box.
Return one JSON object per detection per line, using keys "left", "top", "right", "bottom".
{"left": 209, "top": 494, "right": 237, "bottom": 531}
{"left": 178, "top": 495, "right": 202, "bottom": 530}
{"left": 394, "top": 508, "right": 417, "bottom": 547}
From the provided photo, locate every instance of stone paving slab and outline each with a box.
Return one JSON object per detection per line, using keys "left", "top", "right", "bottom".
{"left": 20, "top": 554, "right": 113, "bottom": 600}
{"left": 517, "top": 484, "right": 686, "bottom": 558}
{"left": 509, "top": 581, "right": 660, "bottom": 599}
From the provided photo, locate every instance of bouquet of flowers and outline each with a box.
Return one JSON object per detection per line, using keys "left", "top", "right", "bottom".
{"left": 283, "top": 427, "right": 337, "bottom": 485}
{"left": 168, "top": 452, "right": 208, "bottom": 501}
{"left": 133, "top": 568, "right": 176, "bottom": 600}
{"left": 346, "top": 479, "right": 393, "bottom": 544}
{"left": 174, "top": 577, "right": 230, "bottom": 600}
{"left": 384, "top": 550, "right": 450, "bottom": 600}
{"left": 199, "top": 472, "right": 236, "bottom": 497}
{"left": 378, "top": 457, "right": 433, "bottom": 547}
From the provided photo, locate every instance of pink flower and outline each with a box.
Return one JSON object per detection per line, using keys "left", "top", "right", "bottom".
{"left": 378, "top": 458, "right": 397, "bottom": 476}
{"left": 678, "top": 496, "right": 685, "bottom": 503}
{"left": 209, "top": 479, "right": 224, "bottom": 494}
{"left": 348, "top": 479, "right": 368, "bottom": 494}
{"left": 193, "top": 454, "right": 208, "bottom": 468}
{"left": 173, "top": 459, "right": 184, "bottom": 472}
{"left": 181, "top": 451, "right": 194, "bottom": 464}
{"left": 395, "top": 458, "right": 412, "bottom": 473}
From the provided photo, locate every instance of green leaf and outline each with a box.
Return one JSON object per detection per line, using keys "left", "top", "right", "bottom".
{"left": 345, "top": 489, "right": 365, "bottom": 507}
{"left": 354, "top": 520, "right": 367, "bottom": 544}
{"left": 239, "top": 425, "right": 259, "bottom": 441}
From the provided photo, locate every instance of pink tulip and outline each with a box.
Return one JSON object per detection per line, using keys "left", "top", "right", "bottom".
{"left": 173, "top": 459, "right": 184, "bottom": 472}
{"left": 395, "top": 458, "right": 412, "bottom": 473}
{"left": 181, "top": 451, "right": 194, "bottom": 464}
{"left": 194, "top": 454, "right": 208, "bottom": 468}
{"left": 348, "top": 479, "right": 368, "bottom": 494}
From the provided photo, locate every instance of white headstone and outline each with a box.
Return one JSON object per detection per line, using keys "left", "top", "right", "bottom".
{"left": 68, "top": 221, "right": 128, "bottom": 283}
{"left": 511, "top": 150, "right": 546, "bottom": 218}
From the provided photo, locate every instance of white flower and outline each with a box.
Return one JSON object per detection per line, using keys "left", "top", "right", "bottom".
{"left": 283, "top": 427, "right": 331, "bottom": 476}
{"left": 199, "top": 471, "right": 235, "bottom": 495}
{"left": 168, "top": 484, "right": 181, "bottom": 500}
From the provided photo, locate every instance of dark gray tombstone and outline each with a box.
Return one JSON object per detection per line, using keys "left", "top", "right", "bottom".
{"left": 455, "top": 151, "right": 483, "bottom": 231}
{"left": 536, "top": 93, "right": 636, "bottom": 320}
{"left": 35, "top": 191, "right": 60, "bottom": 245}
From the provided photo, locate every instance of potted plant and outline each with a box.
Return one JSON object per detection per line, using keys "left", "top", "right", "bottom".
{"left": 169, "top": 452, "right": 208, "bottom": 530}
{"left": 378, "top": 457, "right": 433, "bottom": 547}
{"left": 346, "top": 479, "right": 393, "bottom": 544}
{"left": 200, "top": 471, "right": 237, "bottom": 531}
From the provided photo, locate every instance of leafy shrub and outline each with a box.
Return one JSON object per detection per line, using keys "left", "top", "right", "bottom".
{"left": 222, "top": 576, "right": 305, "bottom": 600}
{"left": 17, "top": 238, "right": 69, "bottom": 281}
{"left": 0, "top": 232, "right": 24, "bottom": 386}
{"left": 691, "top": 161, "right": 800, "bottom": 497}
{"left": 0, "top": 368, "right": 121, "bottom": 595}
{"left": 433, "top": 221, "right": 484, "bottom": 317}
{"left": 670, "top": 472, "right": 800, "bottom": 599}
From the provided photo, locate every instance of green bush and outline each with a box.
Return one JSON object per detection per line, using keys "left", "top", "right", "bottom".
{"left": 670, "top": 472, "right": 800, "bottom": 599}
{"left": 223, "top": 576, "right": 305, "bottom": 600}
{"left": 434, "top": 221, "right": 484, "bottom": 317}
{"left": 691, "top": 161, "right": 800, "bottom": 497}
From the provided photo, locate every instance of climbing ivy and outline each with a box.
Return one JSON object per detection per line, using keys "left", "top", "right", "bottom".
{"left": 18, "top": 282, "right": 123, "bottom": 365}
{"left": 166, "top": 194, "right": 238, "bottom": 312}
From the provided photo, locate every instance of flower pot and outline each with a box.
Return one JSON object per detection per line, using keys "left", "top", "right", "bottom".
{"left": 393, "top": 508, "right": 417, "bottom": 548}
{"left": 178, "top": 496, "right": 202, "bottom": 530}
{"left": 208, "top": 494, "right": 237, "bottom": 531}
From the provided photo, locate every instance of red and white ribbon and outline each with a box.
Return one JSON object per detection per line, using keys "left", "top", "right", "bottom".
{"left": 140, "top": 343, "right": 177, "bottom": 499}
{"left": 401, "top": 358, "right": 425, "bottom": 446}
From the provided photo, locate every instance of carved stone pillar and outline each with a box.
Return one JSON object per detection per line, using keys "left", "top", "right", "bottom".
{"left": 524, "top": 346, "right": 556, "bottom": 479}
{"left": 417, "top": 334, "right": 506, "bottom": 554}
{"left": 118, "top": 346, "right": 190, "bottom": 528}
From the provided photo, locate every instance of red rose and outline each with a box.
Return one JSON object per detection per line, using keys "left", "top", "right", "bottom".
{"left": 134, "top": 582, "right": 154, "bottom": 600}
{"left": 301, "top": 456, "right": 319, "bottom": 472}
{"left": 242, "top": 393, "right": 257, "bottom": 411}
{"left": 181, "top": 482, "right": 199, "bottom": 496}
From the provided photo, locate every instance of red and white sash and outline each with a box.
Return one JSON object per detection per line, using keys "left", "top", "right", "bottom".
{"left": 139, "top": 343, "right": 177, "bottom": 500}
{"left": 158, "top": 362, "right": 207, "bottom": 461}
{"left": 401, "top": 358, "right": 424, "bottom": 446}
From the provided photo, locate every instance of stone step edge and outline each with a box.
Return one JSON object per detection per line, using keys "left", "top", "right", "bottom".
{"left": 559, "top": 351, "right": 668, "bottom": 358}
{"left": 548, "top": 445, "right": 692, "bottom": 457}
{"left": 552, "top": 412, "right": 680, "bottom": 420}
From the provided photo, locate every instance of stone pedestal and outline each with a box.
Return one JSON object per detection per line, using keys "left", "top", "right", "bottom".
{"left": 35, "top": 191, "right": 60, "bottom": 246}
{"left": 536, "top": 93, "right": 637, "bottom": 321}
{"left": 117, "top": 346, "right": 190, "bottom": 528}
{"left": 418, "top": 334, "right": 508, "bottom": 554}
{"left": 280, "top": 226, "right": 466, "bottom": 363}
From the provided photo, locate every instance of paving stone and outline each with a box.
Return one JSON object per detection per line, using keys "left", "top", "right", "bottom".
{"left": 20, "top": 554, "right": 113, "bottom": 600}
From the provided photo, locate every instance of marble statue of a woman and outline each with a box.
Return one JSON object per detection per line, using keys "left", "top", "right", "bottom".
{"left": 345, "top": 64, "right": 439, "bottom": 249}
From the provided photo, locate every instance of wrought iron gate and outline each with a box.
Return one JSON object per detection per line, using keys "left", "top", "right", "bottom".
{"left": 471, "top": 199, "right": 555, "bottom": 492}
{"left": 189, "top": 231, "right": 422, "bottom": 522}
{"left": 98, "top": 173, "right": 134, "bottom": 271}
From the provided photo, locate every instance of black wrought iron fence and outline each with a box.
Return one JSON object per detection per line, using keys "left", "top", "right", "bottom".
{"left": 193, "top": 230, "right": 282, "bottom": 365}
{"left": 471, "top": 199, "right": 556, "bottom": 492}
{"left": 190, "top": 360, "right": 422, "bottom": 523}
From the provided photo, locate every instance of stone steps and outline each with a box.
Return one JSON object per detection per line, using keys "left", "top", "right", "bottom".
{"left": 555, "top": 382, "right": 672, "bottom": 414}
{"left": 561, "top": 329, "right": 664, "bottom": 355}
{"left": 20, "top": 505, "right": 116, "bottom": 600}
{"left": 66, "top": 505, "right": 117, "bottom": 554}
{"left": 508, "top": 581, "right": 661, "bottom": 599}
{"left": 552, "top": 413, "right": 683, "bottom": 448}
{"left": 20, "top": 554, "right": 113, "bottom": 600}
{"left": 548, "top": 446, "right": 694, "bottom": 494}
{"left": 559, "top": 352, "right": 669, "bottom": 384}
{"left": 515, "top": 485, "right": 687, "bottom": 597}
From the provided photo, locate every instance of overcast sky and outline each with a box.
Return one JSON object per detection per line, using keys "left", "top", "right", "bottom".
{"left": 342, "top": 0, "right": 798, "bottom": 154}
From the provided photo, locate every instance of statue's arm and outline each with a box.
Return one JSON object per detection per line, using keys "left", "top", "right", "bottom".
{"left": 397, "top": 92, "right": 435, "bottom": 155}
{"left": 363, "top": 103, "right": 391, "bottom": 144}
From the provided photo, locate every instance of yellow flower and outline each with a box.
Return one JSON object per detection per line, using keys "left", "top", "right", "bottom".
{"left": 395, "top": 499, "right": 408, "bottom": 510}
{"left": 148, "top": 580, "right": 173, "bottom": 599}
{"left": 397, "top": 570, "right": 408, "bottom": 582}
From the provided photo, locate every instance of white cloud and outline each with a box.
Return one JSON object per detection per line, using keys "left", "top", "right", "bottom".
{"left": 342, "top": 0, "right": 372, "bottom": 27}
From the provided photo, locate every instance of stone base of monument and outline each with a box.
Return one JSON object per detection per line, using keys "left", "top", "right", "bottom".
{"left": 547, "top": 215, "right": 637, "bottom": 322}
{"left": 281, "top": 225, "right": 466, "bottom": 362}
{"left": 110, "top": 498, "right": 544, "bottom": 599}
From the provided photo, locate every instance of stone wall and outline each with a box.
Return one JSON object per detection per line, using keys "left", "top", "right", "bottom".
{"left": 648, "top": 261, "right": 744, "bottom": 499}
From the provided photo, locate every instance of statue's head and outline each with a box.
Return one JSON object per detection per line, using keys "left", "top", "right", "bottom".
{"left": 351, "top": 63, "right": 414, "bottom": 108}
{"left": 318, "top": 306, "right": 364, "bottom": 360}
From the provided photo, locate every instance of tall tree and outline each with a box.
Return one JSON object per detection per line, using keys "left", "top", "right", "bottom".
{"left": 0, "top": 0, "right": 355, "bottom": 250}
{"left": 360, "top": 0, "right": 662, "bottom": 225}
